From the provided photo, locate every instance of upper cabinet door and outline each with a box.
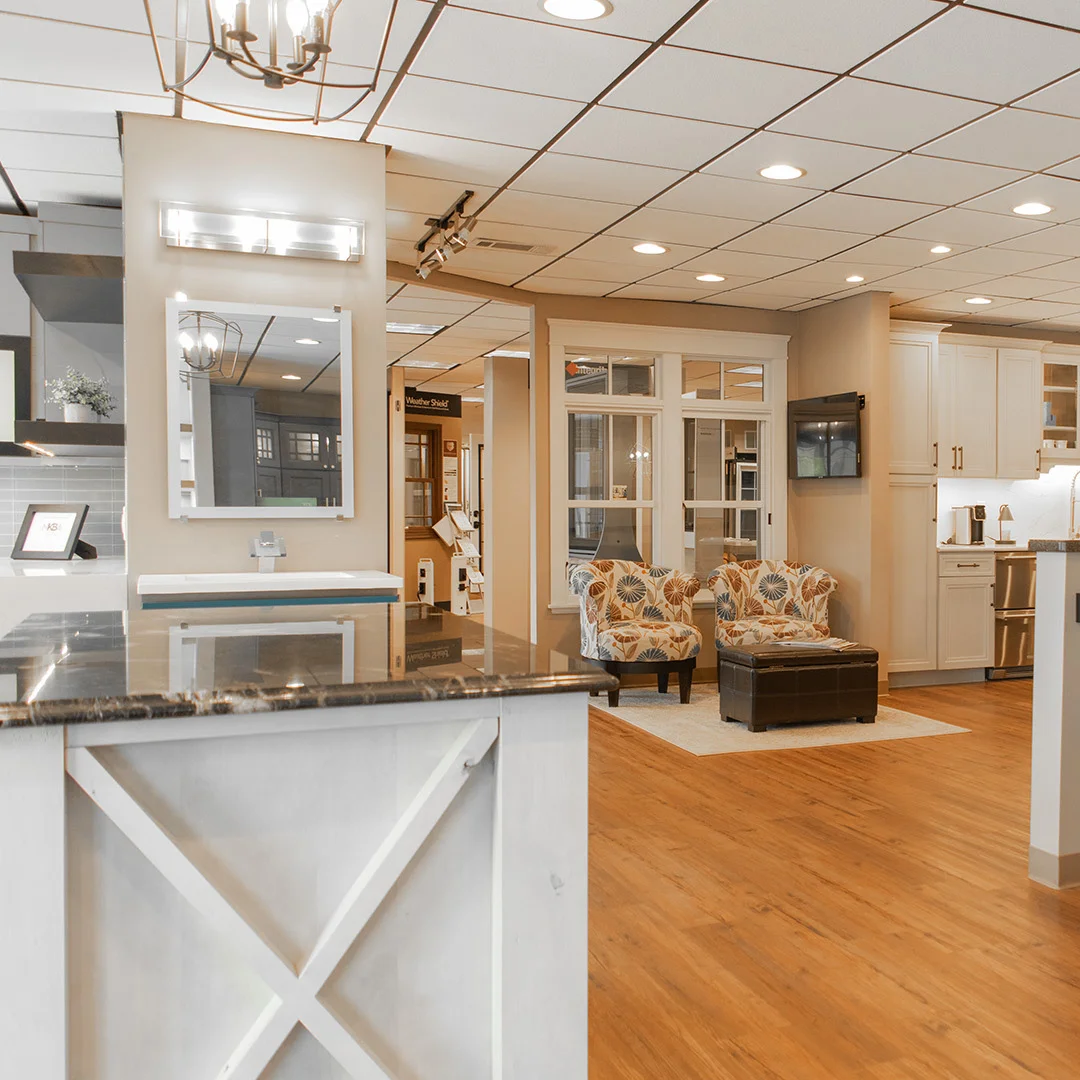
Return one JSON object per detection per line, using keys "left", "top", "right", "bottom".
{"left": 890, "top": 336, "right": 937, "bottom": 475}
{"left": 997, "top": 349, "right": 1042, "bottom": 480}
{"left": 943, "top": 345, "right": 997, "bottom": 478}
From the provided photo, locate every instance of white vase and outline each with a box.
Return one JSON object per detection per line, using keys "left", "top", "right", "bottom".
{"left": 63, "top": 403, "right": 95, "bottom": 423}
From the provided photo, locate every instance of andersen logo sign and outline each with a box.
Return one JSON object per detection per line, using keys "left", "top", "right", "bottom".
{"left": 405, "top": 391, "right": 461, "bottom": 418}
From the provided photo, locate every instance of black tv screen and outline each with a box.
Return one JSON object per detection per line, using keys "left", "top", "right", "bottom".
{"left": 788, "top": 393, "right": 862, "bottom": 479}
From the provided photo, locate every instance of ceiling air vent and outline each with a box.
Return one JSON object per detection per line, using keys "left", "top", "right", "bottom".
{"left": 474, "top": 238, "right": 556, "bottom": 255}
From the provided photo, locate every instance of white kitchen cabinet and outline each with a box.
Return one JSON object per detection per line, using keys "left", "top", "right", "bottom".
{"left": 997, "top": 348, "right": 1042, "bottom": 480}
{"left": 938, "top": 576, "right": 994, "bottom": 670}
{"left": 889, "top": 332, "right": 938, "bottom": 475}
{"left": 889, "top": 476, "right": 938, "bottom": 672}
{"left": 938, "top": 344, "right": 997, "bottom": 478}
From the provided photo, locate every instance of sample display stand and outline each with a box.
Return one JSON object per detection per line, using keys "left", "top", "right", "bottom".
{"left": 433, "top": 502, "right": 485, "bottom": 616}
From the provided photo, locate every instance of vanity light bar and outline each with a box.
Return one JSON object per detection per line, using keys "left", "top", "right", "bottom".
{"left": 159, "top": 202, "right": 364, "bottom": 263}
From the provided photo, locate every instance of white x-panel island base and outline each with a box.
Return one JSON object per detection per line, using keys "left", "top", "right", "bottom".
{"left": 0, "top": 605, "right": 610, "bottom": 1080}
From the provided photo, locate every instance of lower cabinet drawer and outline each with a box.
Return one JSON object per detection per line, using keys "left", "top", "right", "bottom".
{"left": 938, "top": 552, "right": 994, "bottom": 578}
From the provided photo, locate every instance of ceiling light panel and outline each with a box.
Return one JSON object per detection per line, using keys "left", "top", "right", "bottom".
{"left": 919, "top": 108, "right": 1080, "bottom": 173}
{"left": 840, "top": 155, "right": 1025, "bottom": 206}
{"left": 542, "top": 0, "right": 612, "bottom": 20}
{"left": 758, "top": 165, "right": 805, "bottom": 181}
{"left": 552, "top": 107, "right": 752, "bottom": 171}
{"left": 671, "top": 0, "right": 946, "bottom": 74}
{"left": 855, "top": 6, "right": 1080, "bottom": 104}
{"left": 776, "top": 192, "right": 939, "bottom": 234}
{"left": 511, "top": 152, "right": 685, "bottom": 204}
{"left": 387, "top": 322, "right": 446, "bottom": 335}
{"left": 601, "top": 46, "right": 832, "bottom": 129}
{"left": 378, "top": 75, "right": 584, "bottom": 150}
{"left": 703, "top": 130, "right": 894, "bottom": 191}
{"left": 772, "top": 77, "right": 993, "bottom": 151}
{"left": 410, "top": 6, "right": 642, "bottom": 100}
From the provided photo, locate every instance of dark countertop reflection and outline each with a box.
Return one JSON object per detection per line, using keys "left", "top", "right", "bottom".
{"left": 0, "top": 603, "right": 614, "bottom": 728}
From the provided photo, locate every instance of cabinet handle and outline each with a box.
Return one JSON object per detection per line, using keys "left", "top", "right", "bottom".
{"left": 1037, "top": 448, "right": 1042, "bottom": 475}
{"left": 933, "top": 441, "right": 938, "bottom": 468}
{"left": 952, "top": 446, "right": 958, "bottom": 470}
{"left": 959, "top": 445, "right": 964, "bottom": 471}
{"left": 957, "top": 562, "right": 980, "bottom": 567}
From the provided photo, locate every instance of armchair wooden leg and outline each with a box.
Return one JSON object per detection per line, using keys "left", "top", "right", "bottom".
{"left": 657, "top": 671, "right": 669, "bottom": 694}
{"left": 605, "top": 662, "right": 621, "bottom": 709}
{"left": 678, "top": 660, "right": 694, "bottom": 705}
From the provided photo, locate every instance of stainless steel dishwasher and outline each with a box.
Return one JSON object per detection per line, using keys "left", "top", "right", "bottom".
{"left": 990, "top": 551, "right": 1036, "bottom": 679}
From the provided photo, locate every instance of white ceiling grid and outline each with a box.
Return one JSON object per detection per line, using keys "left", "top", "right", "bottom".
{"left": 6, "top": 0, "right": 1080, "bottom": 338}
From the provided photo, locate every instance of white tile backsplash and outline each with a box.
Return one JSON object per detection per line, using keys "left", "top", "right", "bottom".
{"left": 937, "top": 467, "right": 1080, "bottom": 546}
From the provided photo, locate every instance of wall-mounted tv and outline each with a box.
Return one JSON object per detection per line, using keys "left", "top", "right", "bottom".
{"left": 788, "top": 392, "right": 863, "bottom": 479}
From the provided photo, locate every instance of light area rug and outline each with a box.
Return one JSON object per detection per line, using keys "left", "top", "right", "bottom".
{"left": 595, "top": 685, "right": 968, "bottom": 756}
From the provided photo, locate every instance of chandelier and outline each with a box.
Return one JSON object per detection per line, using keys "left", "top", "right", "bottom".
{"left": 142, "top": 0, "right": 401, "bottom": 124}
{"left": 178, "top": 310, "right": 244, "bottom": 381}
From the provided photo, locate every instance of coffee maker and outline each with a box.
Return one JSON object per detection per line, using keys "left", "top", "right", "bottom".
{"left": 951, "top": 504, "right": 987, "bottom": 545}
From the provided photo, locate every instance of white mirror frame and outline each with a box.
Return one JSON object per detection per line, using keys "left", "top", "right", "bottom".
{"left": 164, "top": 298, "right": 354, "bottom": 520}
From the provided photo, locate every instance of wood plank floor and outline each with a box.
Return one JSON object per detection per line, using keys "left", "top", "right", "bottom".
{"left": 588, "top": 680, "right": 1080, "bottom": 1080}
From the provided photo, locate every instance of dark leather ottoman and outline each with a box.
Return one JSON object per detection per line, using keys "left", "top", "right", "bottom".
{"left": 717, "top": 643, "right": 878, "bottom": 732}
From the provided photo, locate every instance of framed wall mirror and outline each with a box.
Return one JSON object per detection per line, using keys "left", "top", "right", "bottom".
{"left": 165, "top": 298, "right": 354, "bottom": 519}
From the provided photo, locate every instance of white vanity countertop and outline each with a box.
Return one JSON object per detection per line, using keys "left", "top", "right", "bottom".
{"left": 137, "top": 569, "right": 403, "bottom": 595}
{"left": 936, "top": 543, "right": 1014, "bottom": 553}
{"left": 0, "top": 556, "right": 127, "bottom": 577}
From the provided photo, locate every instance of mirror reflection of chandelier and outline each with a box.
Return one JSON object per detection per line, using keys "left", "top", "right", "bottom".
{"left": 178, "top": 311, "right": 244, "bottom": 381}
{"left": 142, "top": 0, "right": 402, "bottom": 124}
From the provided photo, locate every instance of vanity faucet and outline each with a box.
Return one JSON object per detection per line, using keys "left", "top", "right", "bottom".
{"left": 249, "top": 530, "right": 287, "bottom": 573}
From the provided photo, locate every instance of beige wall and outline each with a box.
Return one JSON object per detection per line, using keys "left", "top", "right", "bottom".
{"left": 122, "top": 115, "right": 387, "bottom": 597}
{"left": 789, "top": 291, "right": 892, "bottom": 658}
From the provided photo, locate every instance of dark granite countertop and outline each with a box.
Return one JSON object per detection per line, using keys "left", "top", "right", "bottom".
{"left": 0, "top": 603, "right": 615, "bottom": 728}
{"left": 1028, "top": 539, "right": 1080, "bottom": 552}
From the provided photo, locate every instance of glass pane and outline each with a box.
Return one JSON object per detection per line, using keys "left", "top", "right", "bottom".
{"left": 565, "top": 353, "right": 609, "bottom": 394}
{"left": 568, "top": 507, "right": 652, "bottom": 565}
{"left": 611, "top": 414, "right": 653, "bottom": 500}
{"left": 682, "top": 359, "right": 722, "bottom": 400}
{"left": 1043, "top": 363, "right": 1077, "bottom": 449}
{"left": 684, "top": 508, "right": 761, "bottom": 580}
{"left": 610, "top": 355, "right": 655, "bottom": 396}
{"left": 256, "top": 427, "right": 273, "bottom": 460}
{"left": 405, "top": 432, "right": 430, "bottom": 478}
{"left": 724, "top": 419, "right": 760, "bottom": 500}
{"left": 568, "top": 412, "right": 606, "bottom": 500}
{"left": 684, "top": 417, "right": 724, "bottom": 501}
{"left": 288, "top": 431, "right": 320, "bottom": 462}
{"left": 405, "top": 480, "right": 432, "bottom": 527}
{"left": 723, "top": 363, "right": 765, "bottom": 402}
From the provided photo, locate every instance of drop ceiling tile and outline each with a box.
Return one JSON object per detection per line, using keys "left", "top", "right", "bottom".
{"left": 606, "top": 207, "right": 754, "bottom": 248}
{"left": 776, "top": 192, "right": 938, "bottom": 234}
{"left": 788, "top": 298, "right": 838, "bottom": 311}
{"left": 411, "top": 7, "right": 645, "bottom": 100}
{"left": 468, "top": 219, "right": 595, "bottom": 256}
{"left": 680, "top": 249, "right": 813, "bottom": 277}
{"left": 651, "top": 172, "right": 816, "bottom": 221}
{"left": 971, "top": 0, "right": 1080, "bottom": 31}
{"left": 1046, "top": 156, "right": 1080, "bottom": 183}
{"left": 726, "top": 223, "right": 874, "bottom": 260}
{"left": 772, "top": 77, "right": 993, "bottom": 151}
{"left": 4, "top": 168, "right": 121, "bottom": 207}
{"left": 0, "top": 109, "right": 120, "bottom": 140}
{"left": 840, "top": 155, "right": 1024, "bottom": 205}
{"left": 713, "top": 276, "right": 832, "bottom": 299}
{"left": 871, "top": 266, "right": 1002, "bottom": 291}
{"left": 896, "top": 291, "right": 1013, "bottom": 314}
{"left": 608, "top": 284, "right": 718, "bottom": 302}
{"left": 671, "top": 0, "right": 946, "bottom": 74}
{"left": 993, "top": 225, "right": 1080, "bottom": 257}
{"left": 552, "top": 107, "right": 750, "bottom": 171}
{"left": 386, "top": 173, "right": 497, "bottom": 216}
{"left": 856, "top": 6, "right": 1080, "bottom": 103}
{"left": 961, "top": 175, "right": 1080, "bottom": 224}
{"left": 893, "top": 208, "right": 1053, "bottom": 246}
{"left": 512, "top": 152, "right": 684, "bottom": 204}
{"left": 920, "top": 108, "right": 1080, "bottom": 172}
{"left": 436, "top": 267, "right": 526, "bottom": 287}
{"left": 529, "top": 257, "right": 640, "bottom": 283}
{"left": 447, "top": 0, "right": 694, "bottom": 40}
{"left": 444, "top": 247, "right": 553, "bottom": 276}
{"left": 1003, "top": 257, "right": 1080, "bottom": 283}
{"left": 1016, "top": 74, "right": 1080, "bottom": 121}
{"left": 387, "top": 210, "right": 432, "bottom": 242}
{"left": 842, "top": 235, "right": 970, "bottom": 265}
{"left": 967, "top": 276, "right": 1080, "bottom": 300}
{"left": 778, "top": 260, "right": 905, "bottom": 285}
{"left": 0, "top": 130, "right": 120, "bottom": 175}
{"left": 635, "top": 269, "right": 763, "bottom": 292}
{"left": 379, "top": 76, "right": 582, "bottom": 149}
{"left": 703, "top": 131, "right": 897, "bottom": 190}
{"left": 373, "top": 127, "right": 535, "bottom": 187}
{"left": 388, "top": 299, "right": 486, "bottom": 318}
{"left": 483, "top": 189, "right": 635, "bottom": 233}
{"left": 524, "top": 276, "right": 628, "bottom": 296}
{"left": 1015, "top": 318, "right": 1080, "bottom": 331}
{"left": 568, "top": 234, "right": 707, "bottom": 272}
{"left": 602, "top": 45, "right": 833, "bottom": 128}
{"left": 701, "top": 289, "right": 808, "bottom": 310}
{"left": 931, "top": 247, "right": 1068, "bottom": 275}
{"left": 983, "top": 299, "right": 1080, "bottom": 322}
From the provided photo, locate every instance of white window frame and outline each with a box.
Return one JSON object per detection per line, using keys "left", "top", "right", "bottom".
{"left": 549, "top": 320, "right": 788, "bottom": 611}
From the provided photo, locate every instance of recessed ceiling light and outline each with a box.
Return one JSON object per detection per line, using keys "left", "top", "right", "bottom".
{"left": 696, "top": 273, "right": 725, "bottom": 283}
{"left": 930, "top": 244, "right": 952, "bottom": 254}
{"left": 281, "top": 374, "right": 302, "bottom": 380}
{"left": 633, "top": 242, "right": 667, "bottom": 255}
{"left": 541, "top": 0, "right": 612, "bottom": 20}
{"left": 312, "top": 316, "right": 339, "bottom": 323}
{"left": 966, "top": 296, "right": 993, "bottom": 305}
{"left": 387, "top": 321, "right": 445, "bottom": 335}
{"left": 1013, "top": 202, "right": 1053, "bottom": 216}
{"left": 286, "top": 680, "right": 304, "bottom": 688}
{"left": 759, "top": 164, "right": 805, "bottom": 181}
{"left": 174, "top": 291, "right": 188, "bottom": 302}
{"left": 846, "top": 275, "right": 865, "bottom": 283}
{"left": 295, "top": 337, "right": 319, "bottom": 345}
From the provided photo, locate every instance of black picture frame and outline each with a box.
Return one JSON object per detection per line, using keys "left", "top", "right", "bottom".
{"left": 11, "top": 503, "right": 96, "bottom": 560}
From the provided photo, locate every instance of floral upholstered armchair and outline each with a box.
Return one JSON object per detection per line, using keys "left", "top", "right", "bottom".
{"left": 707, "top": 560, "right": 837, "bottom": 649}
{"left": 568, "top": 559, "right": 702, "bottom": 707}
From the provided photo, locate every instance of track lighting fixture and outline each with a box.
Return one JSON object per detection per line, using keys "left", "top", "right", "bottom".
{"left": 414, "top": 191, "right": 477, "bottom": 279}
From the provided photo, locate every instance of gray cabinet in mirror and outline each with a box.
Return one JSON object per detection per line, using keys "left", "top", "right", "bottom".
{"left": 165, "top": 298, "right": 353, "bottom": 518}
